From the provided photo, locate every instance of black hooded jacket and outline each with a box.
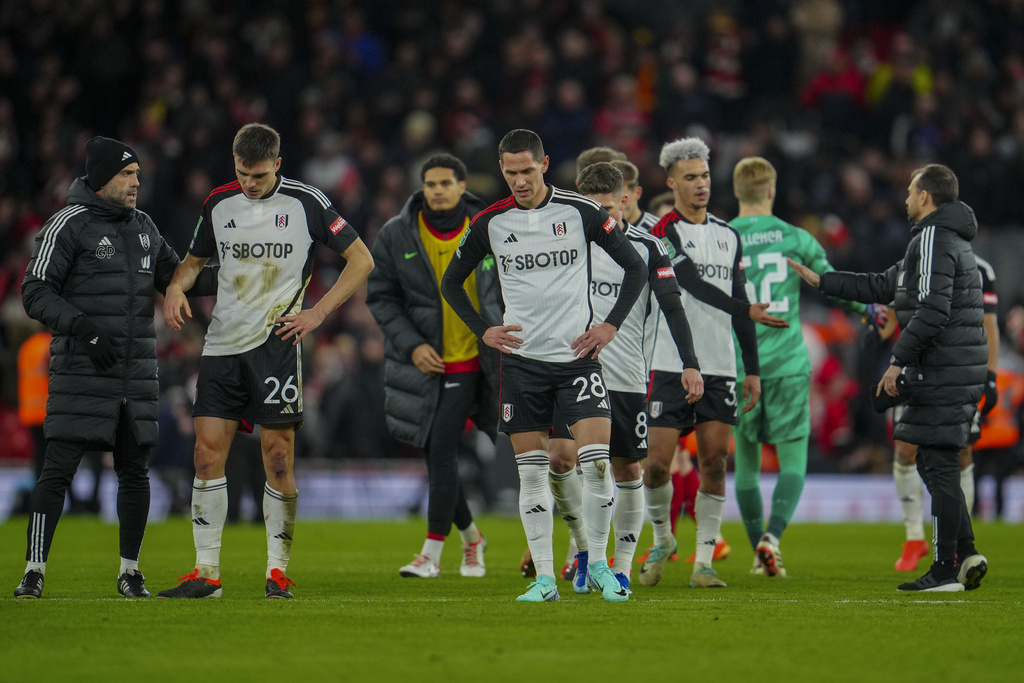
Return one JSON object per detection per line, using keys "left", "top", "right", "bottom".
{"left": 22, "top": 178, "right": 214, "bottom": 448}
{"left": 819, "top": 201, "right": 987, "bottom": 448}
{"left": 366, "top": 191, "right": 503, "bottom": 448}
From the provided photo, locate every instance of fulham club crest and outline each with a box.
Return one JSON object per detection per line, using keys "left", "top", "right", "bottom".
{"left": 649, "top": 401, "right": 663, "bottom": 419}
{"left": 138, "top": 233, "right": 150, "bottom": 250}
{"left": 502, "top": 403, "right": 515, "bottom": 423}
{"left": 552, "top": 221, "right": 567, "bottom": 238}
{"left": 275, "top": 214, "right": 289, "bottom": 230}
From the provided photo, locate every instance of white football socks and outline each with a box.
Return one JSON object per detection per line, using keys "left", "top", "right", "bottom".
{"left": 517, "top": 450, "right": 554, "bottom": 578}
{"left": 264, "top": 483, "right": 298, "bottom": 578}
{"left": 694, "top": 491, "right": 725, "bottom": 565}
{"left": 645, "top": 480, "right": 674, "bottom": 547}
{"left": 578, "top": 444, "right": 614, "bottom": 563}
{"left": 612, "top": 478, "right": 644, "bottom": 574}
{"left": 192, "top": 476, "right": 227, "bottom": 579}
{"left": 549, "top": 467, "right": 588, "bottom": 551}
{"left": 960, "top": 463, "right": 975, "bottom": 515}
{"left": 893, "top": 461, "right": 926, "bottom": 541}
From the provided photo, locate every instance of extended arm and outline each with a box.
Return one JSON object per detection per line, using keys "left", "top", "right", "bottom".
{"left": 163, "top": 254, "right": 211, "bottom": 331}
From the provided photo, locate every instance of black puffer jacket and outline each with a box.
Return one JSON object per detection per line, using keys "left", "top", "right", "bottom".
{"left": 820, "top": 201, "right": 987, "bottom": 448}
{"left": 22, "top": 178, "right": 204, "bottom": 448}
{"left": 366, "top": 191, "right": 503, "bottom": 448}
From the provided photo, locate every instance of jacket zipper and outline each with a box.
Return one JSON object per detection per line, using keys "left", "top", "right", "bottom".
{"left": 121, "top": 221, "right": 135, "bottom": 400}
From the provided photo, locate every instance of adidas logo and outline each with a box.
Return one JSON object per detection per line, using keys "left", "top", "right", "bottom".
{"left": 280, "top": 405, "right": 295, "bottom": 415}
{"left": 121, "top": 150, "right": 132, "bottom": 161}
{"left": 618, "top": 533, "right": 637, "bottom": 543}
{"left": 685, "top": 241, "right": 695, "bottom": 249}
{"left": 503, "top": 233, "right": 519, "bottom": 243}
{"left": 525, "top": 505, "right": 547, "bottom": 514}
{"left": 562, "top": 515, "right": 578, "bottom": 522}
{"left": 99, "top": 236, "right": 112, "bottom": 246}
{"left": 222, "top": 219, "right": 237, "bottom": 230}
{"left": 600, "top": 499, "right": 614, "bottom": 508}
{"left": 273, "top": 532, "right": 293, "bottom": 541}
{"left": 638, "top": 439, "right": 647, "bottom": 448}
{"left": 192, "top": 517, "right": 210, "bottom": 526}
{"left": 89, "top": 337, "right": 99, "bottom": 345}
{"left": 597, "top": 399, "right": 609, "bottom": 409}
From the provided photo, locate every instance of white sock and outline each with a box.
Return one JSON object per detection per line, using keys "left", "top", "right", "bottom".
{"left": 420, "top": 538, "right": 444, "bottom": 564}
{"left": 565, "top": 535, "right": 579, "bottom": 567}
{"left": 192, "top": 477, "right": 228, "bottom": 578}
{"left": 119, "top": 557, "right": 139, "bottom": 576}
{"left": 578, "top": 444, "right": 614, "bottom": 563}
{"left": 549, "top": 468, "right": 589, "bottom": 551}
{"left": 517, "top": 450, "right": 555, "bottom": 578}
{"left": 960, "top": 463, "right": 975, "bottom": 515}
{"left": 893, "top": 461, "right": 926, "bottom": 541}
{"left": 458, "top": 521, "right": 481, "bottom": 545}
{"left": 25, "top": 562, "right": 45, "bottom": 575}
{"left": 694, "top": 491, "right": 725, "bottom": 565}
{"left": 612, "top": 478, "right": 644, "bottom": 574}
{"left": 645, "top": 480, "right": 674, "bottom": 547}
{"left": 264, "top": 483, "right": 298, "bottom": 578}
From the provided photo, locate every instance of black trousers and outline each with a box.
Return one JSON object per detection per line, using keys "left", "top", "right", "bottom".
{"left": 916, "top": 446, "right": 976, "bottom": 565}
{"left": 25, "top": 405, "right": 151, "bottom": 564}
{"left": 424, "top": 371, "right": 480, "bottom": 538}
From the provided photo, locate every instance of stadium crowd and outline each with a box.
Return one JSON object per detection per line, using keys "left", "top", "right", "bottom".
{"left": 1, "top": 0, "right": 1024, "bottom": 484}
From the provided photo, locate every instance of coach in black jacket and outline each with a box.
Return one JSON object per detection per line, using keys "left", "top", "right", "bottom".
{"left": 14, "top": 137, "right": 213, "bottom": 600}
{"left": 367, "top": 154, "right": 501, "bottom": 578}
{"left": 790, "top": 164, "right": 987, "bottom": 593}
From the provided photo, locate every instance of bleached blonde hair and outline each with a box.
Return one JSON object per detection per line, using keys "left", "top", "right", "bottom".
{"left": 659, "top": 137, "right": 710, "bottom": 172}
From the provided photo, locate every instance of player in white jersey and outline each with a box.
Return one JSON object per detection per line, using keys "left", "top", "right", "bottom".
{"left": 546, "top": 162, "right": 704, "bottom": 595}
{"left": 642, "top": 137, "right": 786, "bottom": 589}
{"left": 157, "top": 123, "right": 374, "bottom": 599}
{"left": 442, "top": 129, "right": 647, "bottom": 603}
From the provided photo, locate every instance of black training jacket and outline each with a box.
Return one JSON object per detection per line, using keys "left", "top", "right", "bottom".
{"left": 819, "top": 201, "right": 987, "bottom": 448}
{"left": 22, "top": 178, "right": 211, "bottom": 448}
{"left": 366, "top": 191, "right": 503, "bottom": 448}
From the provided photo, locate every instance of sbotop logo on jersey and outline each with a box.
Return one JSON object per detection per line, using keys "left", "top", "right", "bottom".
{"left": 499, "top": 249, "right": 579, "bottom": 275}
{"left": 502, "top": 403, "right": 514, "bottom": 423}
{"left": 552, "top": 221, "right": 567, "bottom": 238}
{"left": 139, "top": 233, "right": 150, "bottom": 250}
{"left": 220, "top": 241, "right": 295, "bottom": 260}
{"left": 275, "top": 214, "right": 289, "bottom": 230}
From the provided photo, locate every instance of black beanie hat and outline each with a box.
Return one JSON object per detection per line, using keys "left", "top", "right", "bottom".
{"left": 86, "top": 136, "right": 139, "bottom": 190}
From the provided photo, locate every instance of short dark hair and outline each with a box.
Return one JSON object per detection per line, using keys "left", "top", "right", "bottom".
{"left": 912, "top": 163, "right": 958, "bottom": 205}
{"left": 575, "top": 146, "right": 626, "bottom": 176}
{"left": 233, "top": 123, "right": 281, "bottom": 166}
{"left": 421, "top": 153, "right": 467, "bottom": 182}
{"left": 647, "top": 190, "right": 675, "bottom": 215}
{"left": 498, "top": 129, "right": 545, "bottom": 162}
{"left": 577, "top": 161, "right": 624, "bottom": 196}
{"left": 611, "top": 159, "right": 639, "bottom": 187}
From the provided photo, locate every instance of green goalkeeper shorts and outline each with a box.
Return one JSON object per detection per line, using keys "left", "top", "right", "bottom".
{"left": 735, "top": 374, "right": 810, "bottom": 444}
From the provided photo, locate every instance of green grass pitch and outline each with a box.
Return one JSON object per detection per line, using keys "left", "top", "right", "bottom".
{"left": 1, "top": 515, "right": 1020, "bottom": 682}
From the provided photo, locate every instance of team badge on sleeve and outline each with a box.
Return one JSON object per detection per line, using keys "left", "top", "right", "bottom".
{"left": 552, "top": 221, "right": 567, "bottom": 237}
{"left": 649, "top": 401, "right": 663, "bottom": 419}
{"left": 502, "top": 403, "right": 515, "bottom": 423}
{"left": 276, "top": 214, "right": 289, "bottom": 230}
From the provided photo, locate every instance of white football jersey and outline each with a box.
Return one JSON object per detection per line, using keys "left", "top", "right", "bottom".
{"left": 452, "top": 186, "right": 629, "bottom": 363}
{"left": 190, "top": 176, "right": 358, "bottom": 356}
{"left": 648, "top": 211, "right": 746, "bottom": 377}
